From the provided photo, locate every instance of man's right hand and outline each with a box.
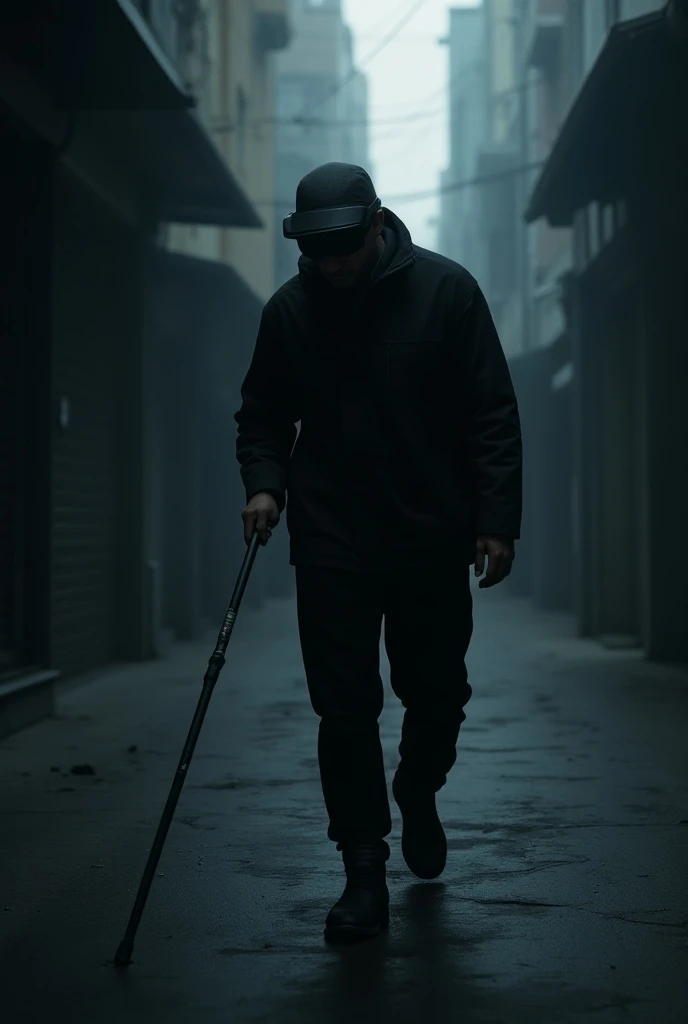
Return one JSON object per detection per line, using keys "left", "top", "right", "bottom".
{"left": 241, "top": 491, "right": 280, "bottom": 546}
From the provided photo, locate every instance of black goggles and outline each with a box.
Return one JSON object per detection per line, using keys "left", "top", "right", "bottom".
{"left": 283, "top": 198, "right": 381, "bottom": 258}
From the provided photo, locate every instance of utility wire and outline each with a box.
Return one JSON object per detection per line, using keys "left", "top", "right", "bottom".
{"left": 210, "top": 79, "right": 536, "bottom": 134}
{"left": 260, "top": 160, "right": 544, "bottom": 209}
{"left": 378, "top": 79, "right": 537, "bottom": 165}
{"left": 385, "top": 161, "right": 544, "bottom": 204}
{"left": 292, "top": 0, "right": 431, "bottom": 121}
{"left": 210, "top": 104, "right": 446, "bottom": 133}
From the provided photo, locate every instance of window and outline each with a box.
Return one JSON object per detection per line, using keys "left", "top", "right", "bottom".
{"left": 605, "top": 0, "right": 620, "bottom": 28}
{"left": 236, "top": 86, "right": 248, "bottom": 176}
{"left": 570, "top": 0, "right": 585, "bottom": 86}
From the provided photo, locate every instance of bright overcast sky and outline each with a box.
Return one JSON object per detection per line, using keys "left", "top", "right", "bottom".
{"left": 341, "top": 0, "right": 477, "bottom": 250}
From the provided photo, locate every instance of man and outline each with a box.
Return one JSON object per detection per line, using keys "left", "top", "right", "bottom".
{"left": 235, "top": 162, "right": 522, "bottom": 943}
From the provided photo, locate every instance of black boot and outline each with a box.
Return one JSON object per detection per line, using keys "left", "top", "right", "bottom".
{"left": 324, "top": 841, "right": 390, "bottom": 942}
{"left": 392, "top": 769, "right": 447, "bottom": 880}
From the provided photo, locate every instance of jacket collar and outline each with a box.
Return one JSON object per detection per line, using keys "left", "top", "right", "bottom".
{"left": 297, "top": 206, "right": 415, "bottom": 299}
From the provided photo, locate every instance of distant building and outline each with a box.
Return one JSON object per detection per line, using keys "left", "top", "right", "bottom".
{"left": 441, "top": 1, "right": 528, "bottom": 360}
{"left": 438, "top": 5, "right": 487, "bottom": 282}
{"left": 273, "top": 0, "right": 371, "bottom": 288}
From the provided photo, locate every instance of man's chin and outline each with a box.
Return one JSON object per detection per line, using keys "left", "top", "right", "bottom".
{"left": 325, "top": 274, "right": 355, "bottom": 289}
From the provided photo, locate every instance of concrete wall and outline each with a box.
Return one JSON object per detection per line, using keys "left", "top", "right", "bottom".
{"left": 438, "top": 6, "right": 486, "bottom": 274}
{"left": 486, "top": 0, "right": 519, "bottom": 145}
{"left": 523, "top": 0, "right": 572, "bottom": 350}
{"left": 223, "top": 0, "right": 280, "bottom": 301}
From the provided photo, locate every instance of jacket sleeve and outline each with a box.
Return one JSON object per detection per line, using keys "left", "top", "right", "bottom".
{"left": 234, "top": 303, "right": 299, "bottom": 512}
{"left": 456, "top": 283, "right": 523, "bottom": 540}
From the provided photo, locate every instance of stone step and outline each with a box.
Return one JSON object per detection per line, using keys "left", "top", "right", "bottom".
{"left": 0, "top": 669, "right": 61, "bottom": 739}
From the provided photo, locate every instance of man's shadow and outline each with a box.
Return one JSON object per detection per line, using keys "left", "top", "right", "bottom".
{"left": 285, "top": 879, "right": 495, "bottom": 1024}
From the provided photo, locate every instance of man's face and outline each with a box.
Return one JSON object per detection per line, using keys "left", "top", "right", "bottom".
{"left": 311, "top": 211, "right": 384, "bottom": 290}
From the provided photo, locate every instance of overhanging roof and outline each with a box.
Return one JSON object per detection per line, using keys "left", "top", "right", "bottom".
{"left": 0, "top": 0, "right": 192, "bottom": 109}
{"left": 0, "top": 1, "right": 262, "bottom": 228}
{"left": 83, "top": 109, "right": 263, "bottom": 227}
{"left": 525, "top": 10, "right": 687, "bottom": 226}
{"left": 0, "top": 89, "right": 262, "bottom": 228}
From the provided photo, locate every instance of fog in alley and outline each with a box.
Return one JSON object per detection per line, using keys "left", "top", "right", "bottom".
{"left": 1, "top": 3, "right": 687, "bottom": 1023}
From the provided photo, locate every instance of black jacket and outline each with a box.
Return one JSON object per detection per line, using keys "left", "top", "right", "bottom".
{"left": 235, "top": 209, "right": 522, "bottom": 570}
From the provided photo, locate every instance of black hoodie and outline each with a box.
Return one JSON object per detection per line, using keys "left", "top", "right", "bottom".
{"left": 234, "top": 209, "right": 522, "bottom": 571}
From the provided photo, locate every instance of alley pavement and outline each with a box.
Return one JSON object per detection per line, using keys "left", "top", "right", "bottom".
{"left": 1, "top": 580, "right": 687, "bottom": 1024}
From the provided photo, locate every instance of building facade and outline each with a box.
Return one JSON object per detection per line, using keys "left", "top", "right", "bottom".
{"left": 0, "top": 0, "right": 285, "bottom": 736}
{"left": 438, "top": 5, "right": 487, "bottom": 282}
{"left": 164, "top": 0, "right": 290, "bottom": 304}
{"left": 439, "top": 1, "right": 526, "bottom": 360}
{"left": 149, "top": 0, "right": 295, "bottom": 614}
{"left": 525, "top": 0, "right": 688, "bottom": 661}
{"left": 273, "top": 0, "right": 370, "bottom": 289}
{"left": 441, "top": 0, "right": 688, "bottom": 663}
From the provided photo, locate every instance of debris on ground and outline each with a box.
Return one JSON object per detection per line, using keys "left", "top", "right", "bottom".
{"left": 127, "top": 745, "right": 138, "bottom": 754}
{"left": 70, "top": 764, "right": 96, "bottom": 776}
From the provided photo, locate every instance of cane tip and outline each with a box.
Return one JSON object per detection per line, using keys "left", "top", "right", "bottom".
{"left": 114, "top": 937, "right": 134, "bottom": 968}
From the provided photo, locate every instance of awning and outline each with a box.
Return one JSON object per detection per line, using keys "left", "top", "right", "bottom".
{"left": 74, "top": 108, "right": 263, "bottom": 227}
{"left": 143, "top": 111, "right": 263, "bottom": 228}
{"left": 0, "top": 1, "right": 262, "bottom": 228}
{"left": 0, "top": 0, "right": 191, "bottom": 110}
{"left": 525, "top": 9, "right": 688, "bottom": 227}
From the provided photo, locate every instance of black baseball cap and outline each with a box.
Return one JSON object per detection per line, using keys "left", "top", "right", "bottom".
{"left": 283, "top": 162, "right": 381, "bottom": 258}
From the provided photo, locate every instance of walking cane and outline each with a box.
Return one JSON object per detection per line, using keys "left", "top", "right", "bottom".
{"left": 114, "top": 530, "right": 262, "bottom": 968}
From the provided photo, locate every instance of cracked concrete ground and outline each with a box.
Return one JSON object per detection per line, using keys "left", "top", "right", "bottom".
{"left": 1, "top": 582, "right": 687, "bottom": 1023}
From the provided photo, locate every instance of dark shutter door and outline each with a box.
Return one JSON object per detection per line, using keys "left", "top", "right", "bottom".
{"left": 0, "top": 325, "right": 17, "bottom": 673}
{"left": 0, "top": 104, "right": 29, "bottom": 674}
{"left": 50, "top": 169, "right": 121, "bottom": 677}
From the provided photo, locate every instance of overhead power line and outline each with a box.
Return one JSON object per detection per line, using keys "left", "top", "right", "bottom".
{"left": 287, "top": 80, "right": 534, "bottom": 128}
{"left": 293, "top": 0, "right": 431, "bottom": 121}
{"left": 257, "top": 161, "right": 545, "bottom": 209}
{"left": 211, "top": 104, "right": 447, "bottom": 133}
{"left": 385, "top": 161, "right": 544, "bottom": 204}
{"left": 210, "top": 79, "right": 536, "bottom": 135}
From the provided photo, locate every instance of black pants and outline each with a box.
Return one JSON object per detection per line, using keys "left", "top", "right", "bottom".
{"left": 295, "top": 564, "right": 474, "bottom": 846}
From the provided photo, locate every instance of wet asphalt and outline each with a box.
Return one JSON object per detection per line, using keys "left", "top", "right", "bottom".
{"left": 1, "top": 582, "right": 687, "bottom": 1024}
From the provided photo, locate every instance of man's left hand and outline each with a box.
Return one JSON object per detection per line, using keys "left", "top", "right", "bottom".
{"left": 474, "top": 536, "right": 515, "bottom": 589}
